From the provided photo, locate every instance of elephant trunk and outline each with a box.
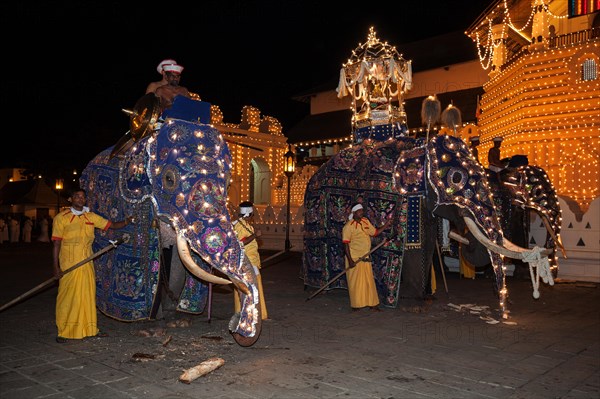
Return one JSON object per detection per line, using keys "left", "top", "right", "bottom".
{"left": 229, "top": 256, "right": 262, "bottom": 347}
{"left": 177, "top": 235, "right": 262, "bottom": 346}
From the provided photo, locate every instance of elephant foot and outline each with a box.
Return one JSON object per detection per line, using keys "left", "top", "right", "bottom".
{"left": 228, "top": 312, "right": 262, "bottom": 347}
{"left": 401, "top": 297, "right": 433, "bottom": 313}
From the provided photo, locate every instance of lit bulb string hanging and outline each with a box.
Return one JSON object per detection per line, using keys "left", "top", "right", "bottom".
{"left": 472, "top": 0, "right": 568, "bottom": 70}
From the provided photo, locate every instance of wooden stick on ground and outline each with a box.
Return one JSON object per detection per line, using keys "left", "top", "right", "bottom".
{"left": 179, "top": 357, "right": 225, "bottom": 383}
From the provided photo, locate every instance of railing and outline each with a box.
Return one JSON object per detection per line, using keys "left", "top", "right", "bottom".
{"left": 548, "top": 27, "right": 599, "bottom": 48}
{"left": 501, "top": 27, "right": 598, "bottom": 71}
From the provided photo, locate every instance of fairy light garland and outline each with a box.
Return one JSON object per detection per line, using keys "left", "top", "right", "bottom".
{"left": 467, "top": 7, "right": 599, "bottom": 212}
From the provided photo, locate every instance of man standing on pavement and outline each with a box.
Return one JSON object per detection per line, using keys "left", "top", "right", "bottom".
{"left": 52, "top": 188, "right": 133, "bottom": 343}
{"left": 342, "top": 203, "right": 391, "bottom": 312}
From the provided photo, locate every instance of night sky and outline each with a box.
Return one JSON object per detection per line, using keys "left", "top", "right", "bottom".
{"left": 2, "top": 1, "right": 490, "bottom": 175}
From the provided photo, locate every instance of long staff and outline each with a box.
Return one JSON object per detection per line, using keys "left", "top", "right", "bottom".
{"left": 305, "top": 238, "right": 390, "bottom": 302}
{"left": 0, "top": 236, "right": 128, "bottom": 312}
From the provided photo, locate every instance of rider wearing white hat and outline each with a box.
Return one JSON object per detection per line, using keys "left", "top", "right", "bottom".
{"left": 146, "top": 59, "right": 179, "bottom": 94}
{"left": 156, "top": 59, "right": 177, "bottom": 74}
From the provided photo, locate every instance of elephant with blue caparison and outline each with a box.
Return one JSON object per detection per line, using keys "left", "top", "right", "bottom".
{"left": 303, "top": 134, "right": 557, "bottom": 314}
{"left": 81, "top": 99, "right": 262, "bottom": 347}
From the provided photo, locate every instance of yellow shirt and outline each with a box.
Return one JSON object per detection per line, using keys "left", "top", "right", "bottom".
{"left": 233, "top": 219, "right": 260, "bottom": 268}
{"left": 342, "top": 218, "right": 376, "bottom": 260}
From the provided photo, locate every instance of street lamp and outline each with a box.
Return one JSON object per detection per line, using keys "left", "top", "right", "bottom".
{"left": 55, "top": 179, "right": 64, "bottom": 214}
{"left": 283, "top": 145, "right": 296, "bottom": 252}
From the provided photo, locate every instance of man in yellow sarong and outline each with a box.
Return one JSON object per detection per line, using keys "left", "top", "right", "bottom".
{"left": 233, "top": 201, "right": 268, "bottom": 320}
{"left": 342, "top": 203, "right": 391, "bottom": 312}
{"left": 52, "top": 188, "right": 132, "bottom": 343}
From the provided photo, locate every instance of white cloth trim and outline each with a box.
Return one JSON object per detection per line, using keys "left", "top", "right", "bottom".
{"left": 70, "top": 206, "right": 90, "bottom": 216}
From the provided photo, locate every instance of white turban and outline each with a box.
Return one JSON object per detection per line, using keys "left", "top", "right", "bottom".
{"left": 157, "top": 59, "right": 177, "bottom": 74}
{"left": 348, "top": 204, "right": 363, "bottom": 220}
{"left": 163, "top": 64, "right": 184, "bottom": 74}
{"left": 240, "top": 206, "right": 253, "bottom": 218}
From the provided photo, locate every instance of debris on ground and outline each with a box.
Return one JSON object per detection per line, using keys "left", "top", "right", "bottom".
{"left": 200, "top": 335, "right": 223, "bottom": 341}
{"left": 131, "top": 352, "right": 165, "bottom": 362}
{"left": 132, "top": 328, "right": 167, "bottom": 337}
{"left": 179, "top": 357, "right": 225, "bottom": 383}
{"left": 446, "top": 303, "right": 515, "bottom": 325}
{"left": 167, "top": 318, "right": 192, "bottom": 328}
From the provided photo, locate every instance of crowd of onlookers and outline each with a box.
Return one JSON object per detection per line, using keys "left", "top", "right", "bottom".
{"left": 0, "top": 214, "right": 51, "bottom": 244}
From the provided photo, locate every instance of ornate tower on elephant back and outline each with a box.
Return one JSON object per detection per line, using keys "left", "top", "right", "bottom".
{"left": 336, "top": 27, "right": 413, "bottom": 143}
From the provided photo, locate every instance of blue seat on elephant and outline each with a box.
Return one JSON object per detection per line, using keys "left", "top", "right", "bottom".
{"left": 162, "top": 96, "right": 211, "bottom": 123}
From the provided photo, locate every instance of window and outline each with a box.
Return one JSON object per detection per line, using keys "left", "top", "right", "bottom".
{"left": 582, "top": 59, "right": 597, "bottom": 81}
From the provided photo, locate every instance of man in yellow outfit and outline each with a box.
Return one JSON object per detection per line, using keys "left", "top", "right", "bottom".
{"left": 342, "top": 203, "right": 391, "bottom": 312}
{"left": 233, "top": 201, "right": 268, "bottom": 320}
{"left": 52, "top": 188, "right": 133, "bottom": 343}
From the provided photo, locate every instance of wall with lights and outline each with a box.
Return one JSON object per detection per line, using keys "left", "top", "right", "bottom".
{"left": 468, "top": 0, "right": 599, "bottom": 214}
{"left": 210, "top": 105, "right": 292, "bottom": 208}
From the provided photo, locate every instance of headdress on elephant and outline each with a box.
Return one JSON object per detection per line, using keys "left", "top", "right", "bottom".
{"left": 239, "top": 201, "right": 254, "bottom": 218}
{"left": 348, "top": 203, "right": 363, "bottom": 220}
{"left": 441, "top": 103, "right": 462, "bottom": 132}
{"left": 157, "top": 59, "right": 177, "bottom": 74}
{"left": 163, "top": 64, "right": 184, "bottom": 74}
{"left": 420, "top": 95, "right": 441, "bottom": 127}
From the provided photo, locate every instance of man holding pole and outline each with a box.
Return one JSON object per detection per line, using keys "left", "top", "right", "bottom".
{"left": 343, "top": 203, "right": 391, "bottom": 312}
{"left": 52, "top": 188, "right": 133, "bottom": 343}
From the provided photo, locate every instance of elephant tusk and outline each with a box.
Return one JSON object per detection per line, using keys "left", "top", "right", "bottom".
{"left": 230, "top": 275, "right": 251, "bottom": 297}
{"left": 463, "top": 217, "right": 525, "bottom": 260}
{"left": 502, "top": 236, "right": 552, "bottom": 257}
{"left": 449, "top": 231, "right": 469, "bottom": 245}
{"left": 176, "top": 235, "right": 232, "bottom": 285}
{"left": 540, "top": 215, "right": 567, "bottom": 258}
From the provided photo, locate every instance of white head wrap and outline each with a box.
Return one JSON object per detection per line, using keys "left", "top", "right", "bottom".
{"left": 163, "top": 64, "right": 184, "bottom": 74}
{"left": 240, "top": 206, "right": 253, "bottom": 218}
{"left": 348, "top": 204, "right": 363, "bottom": 220}
{"left": 493, "top": 136, "right": 503, "bottom": 142}
{"left": 157, "top": 59, "right": 177, "bottom": 74}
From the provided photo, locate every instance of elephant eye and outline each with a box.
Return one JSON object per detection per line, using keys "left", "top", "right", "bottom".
{"left": 452, "top": 173, "right": 462, "bottom": 184}
{"left": 446, "top": 167, "right": 467, "bottom": 192}
{"left": 161, "top": 165, "right": 180, "bottom": 193}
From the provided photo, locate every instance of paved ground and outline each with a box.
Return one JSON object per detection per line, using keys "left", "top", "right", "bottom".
{"left": 0, "top": 242, "right": 599, "bottom": 399}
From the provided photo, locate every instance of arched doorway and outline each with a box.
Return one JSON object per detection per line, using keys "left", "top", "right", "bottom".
{"left": 249, "top": 157, "right": 271, "bottom": 205}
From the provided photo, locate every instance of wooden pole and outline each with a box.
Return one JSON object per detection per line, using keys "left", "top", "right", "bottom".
{"left": 435, "top": 241, "right": 449, "bottom": 295}
{"left": 0, "top": 236, "right": 127, "bottom": 312}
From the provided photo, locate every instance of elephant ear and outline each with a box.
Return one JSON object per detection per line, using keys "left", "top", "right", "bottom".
{"left": 426, "top": 135, "right": 502, "bottom": 242}
{"left": 118, "top": 138, "right": 154, "bottom": 203}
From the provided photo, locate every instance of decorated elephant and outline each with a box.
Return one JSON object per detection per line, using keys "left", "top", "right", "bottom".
{"left": 80, "top": 98, "right": 262, "bottom": 347}
{"left": 302, "top": 133, "right": 557, "bottom": 316}
{"left": 486, "top": 158, "right": 564, "bottom": 276}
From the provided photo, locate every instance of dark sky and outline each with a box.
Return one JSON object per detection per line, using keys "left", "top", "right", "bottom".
{"left": 1, "top": 0, "right": 490, "bottom": 174}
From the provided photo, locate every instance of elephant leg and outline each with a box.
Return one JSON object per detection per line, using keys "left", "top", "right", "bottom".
{"left": 161, "top": 246, "right": 186, "bottom": 311}
{"left": 400, "top": 215, "right": 435, "bottom": 306}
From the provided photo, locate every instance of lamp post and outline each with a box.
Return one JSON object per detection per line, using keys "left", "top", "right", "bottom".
{"left": 55, "top": 179, "right": 63, "bottom": 215}
{"left": 283, "top": 145, "right": 296, "bottom": 252}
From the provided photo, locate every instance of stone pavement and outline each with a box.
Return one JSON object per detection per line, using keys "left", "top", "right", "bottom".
{"left": 1, "top": 242, "right": 599, "bottom": 399}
